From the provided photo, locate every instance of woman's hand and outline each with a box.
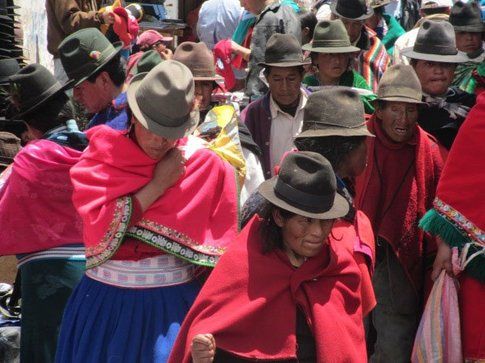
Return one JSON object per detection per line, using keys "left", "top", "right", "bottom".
{"left": 134, "top": 148, "right": 185, "bottom": 212}
{"left": 230, "top": 40, "right": 251, "bottom": 61}
{"left": 431, "top": 238, "right": 453, "bottom": 281}
{"left": 191, "top": 334, "right": 216, "bottom": 363}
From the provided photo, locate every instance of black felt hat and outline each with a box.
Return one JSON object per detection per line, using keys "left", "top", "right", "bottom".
{"left": 259, "top": 33, "right": 311, "bottom": 67}
{"left": 258, "top": 151, "right": 349, "bottom": 219}
{"left": 8, "top": 63, "right": 70, "bottom": 118}
{"left": 331, "top": 0, "right": 374, "bottom": 21}
{"left": 0, "top": 58, "right": 20, "bottom": 84}
{"left": 449, "top": 1, "right": 484, "bottom": 33}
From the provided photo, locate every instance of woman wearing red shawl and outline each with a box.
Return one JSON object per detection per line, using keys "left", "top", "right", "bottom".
{"left": 0, "top": 64, "right": 88, "bottom": 362}
{"left": 169, "top": 151, "right": 375, "bottom": 362}
{"left": 354, "top": 64, "right": 447, "bottom": 362}
{"left": 55, "top": 61, "right": 239, "bottom": 363}
{"left": 419, "top": 92, "right": 485, "bottom": 360}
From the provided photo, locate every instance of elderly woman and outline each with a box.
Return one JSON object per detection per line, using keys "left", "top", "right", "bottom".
{"left": 55, "top": 61, "right": 239, "bottom": 363}
{"left": 169, "top": 151, "right": 375, "bottom": 362}
{"left": 302, "top": 20, "right": 377, "bottom": 114}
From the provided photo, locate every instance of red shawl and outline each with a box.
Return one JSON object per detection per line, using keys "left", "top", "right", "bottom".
{"left": 355, "top": 115, "right": 445, "bottom": 290}
{"left": 0, "top": 140, "right": 83, "bottom": 255}
{"left": 168, "top": 216, "right": 375, "bottom": 362}
{"left": 70, "top": 126, "right": 239, "bottom": 268}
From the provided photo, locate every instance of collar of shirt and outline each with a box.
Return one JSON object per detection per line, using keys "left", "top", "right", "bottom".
{"left": 269, "top": 89, "right": 308, "bottom": 120}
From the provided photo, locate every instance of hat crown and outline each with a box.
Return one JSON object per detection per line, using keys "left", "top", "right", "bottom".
{"left": 311, "top": 20, "right": 352, "bottom": 49}
{"left": 413, "top": 20, "right": 458, "bottom": 56}
{"left": 134, "top": 60, "right": 195, "bottom": 131}
{"left": 59, "top": 27, "right": 119, "bottom": 83}
{"left": 173, "top": 41, "right": 217, "bottom": 78}
{"left": 135, "top": 50, "right": 162, "bottom": 75}
{"left": 9, "top": 63, "right": 62, "bottom": 116}
{"left": 276, "top": 152, "right": 338, "bottom": 213}
{"left": 263, "top": 33, "right": 305, "bottom": 64}
{"left": 450, "top": 1, "right": 483, "bottom": 30}
{"left": 333, "top": 0, "right": 373, "bottom": 19}
{"left": 377, "top": 64, "right": 422, "bottom": 102}
{"left": 0, "top": 58, "right": 20, "bottom": 84}
{"left": 302, "top": 88, "right": 365, "bottom": 130}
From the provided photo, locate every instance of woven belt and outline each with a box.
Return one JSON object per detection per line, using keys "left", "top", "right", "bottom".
{"left": 85, "top": 254, "right": 196, "bottom": 289}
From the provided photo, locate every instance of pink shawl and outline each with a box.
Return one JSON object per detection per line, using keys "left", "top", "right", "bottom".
{"left": 70, "top": 126, "right": 239, "bottom": 268}
{"left": 0, "top": 140, "right": 84, "bottom": 255}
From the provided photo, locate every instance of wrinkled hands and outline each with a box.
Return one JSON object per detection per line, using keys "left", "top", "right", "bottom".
{"left": 191, "top": 334, "right": 216, "bottom": 363}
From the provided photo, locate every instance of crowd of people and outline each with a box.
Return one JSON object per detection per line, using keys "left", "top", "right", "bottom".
{"left": 0, "top": 0, "right": 484, "bottom": 362}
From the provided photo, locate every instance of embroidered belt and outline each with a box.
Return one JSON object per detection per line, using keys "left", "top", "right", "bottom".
{"left": 85, "top": 254, "right": 196, "bottom": 289}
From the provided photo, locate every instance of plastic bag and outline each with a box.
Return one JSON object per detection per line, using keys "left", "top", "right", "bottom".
{"left": 411, "top": 270, "right": 462, "bottom": 363}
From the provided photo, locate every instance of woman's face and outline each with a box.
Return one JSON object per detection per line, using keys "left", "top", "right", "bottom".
{"left": 315, "top": 53, "right": 350, "bottom": 84}
{"left": 341, "top": 140, "right": 368, "bottom": 178}
{"left": 455, "top": 31, "right": 482, "bottom": 54}
{"left": 194, "top": 81, "right": 214, "bottom": 111}
{"left": 274, "top": 210, "right": 335, "bottom": 263}
{"left": 132, "top": 117, "right": 177, "bottom": 160}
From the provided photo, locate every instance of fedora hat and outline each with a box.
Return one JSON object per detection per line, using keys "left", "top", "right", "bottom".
{"left": 0, "top": 131, "right": 20, "bottom": 169}
{"left": 302, "top": 20, "right": 360, "bottom": 53}
{"left": 58, "top": 27, "right": 123, "bottom": 86}
{"left": 449, "top": 1, "right": 484, "bottom": 33}
{"left": 402, "top": 20, "right": 468, "bottom": 63}
{"left": 259, "top": 151, "right": 349, "bottom": 219}
{"left": 331, "top": 0, "right": 373, "bottom": 21}
{"left": 127, "top": 60, "right": 199, "bottom": 139}
{"left": 133, "top": 50, "right": 163, "bottom": 75}
{"left": 173, "top": 41, "right": 223, "bottom": 81}
{"left": 0, "top": 58, "right": 20, "bottom": 84}
{"left": 296, "top": 87, "right": 374, "bottom": 139}
{"left": 259, "top": 33, "right": 311, "bottom": 67}
{"left": 8, "top": 63, "right": 69, "bottom": 118}
{"left": 376, "top": 64, "right": 424, "bottom": 104}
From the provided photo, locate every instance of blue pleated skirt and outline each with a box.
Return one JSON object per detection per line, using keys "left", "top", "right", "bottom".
{"left": 55, "top": 275, "right": 201, "bottom": 363}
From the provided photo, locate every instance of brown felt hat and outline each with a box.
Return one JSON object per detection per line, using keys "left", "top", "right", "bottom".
{"left": 127, "top": 60, "right": 199, "bottom": 140}
{"left": 302, "top": 20, "right": 361, "bottom": 54}
{"left": 259, "top": 33, "right": 311, "bottom": 67}
{"left": 173, "top": 41, "right": 223, "bottom": 81}
{"left": 376, "top": 64, "right": 424, "bottom": 104}
{"left": 449, "top": 1, "right": 484, "bottom": 33}
{"left": 258, "top": 151, "right": 349, "bottom": 219}
{"left": 402, "top": 20, "right": 468, "bottom": 63}
{"left": 296, "top": 87, "right": 374, "bottom": 139}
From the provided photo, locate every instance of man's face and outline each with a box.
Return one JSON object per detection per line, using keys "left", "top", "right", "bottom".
{"left": 72, "top": 72, "right": 113, "bottom": 114}
{"left": 455, "top": 31, "right": 483, "bottom": 54}
{"left": 266, "top": 67, "right": 303, "bottom": 107}
{"left": 376, "top": 101, "right": 419, "bottom": 143}
{"left": 413, "top": 60, "right": 456, "bottom": 96}
{"left": 194, "top": 81, "right": 214, "bottom": 111}
{"left": 338, "top": 17, "right": 364, "bottom": 43}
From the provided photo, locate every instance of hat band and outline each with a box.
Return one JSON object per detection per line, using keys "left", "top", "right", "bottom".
{"left": 312, "top": 39, "right": 352, "bottom": 48}
{"left": 264, "top": 55, "right": 304, "bottom": 63}
{"left": 305, "top": 120, "right": 367, "bottom": 130}
{"left": 413, "top": 43, "right": 458, "bottom": 56}
{"left": 274, "top": 178, "right": 334, "bottom": 214}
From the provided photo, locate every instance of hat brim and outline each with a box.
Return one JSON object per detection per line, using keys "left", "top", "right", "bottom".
{"left": 402, "top": 47, "right": 469, "bottom": 63}
{"left": 259, "top": 60, "right": 312, "bottom": 67}
{"left": 295, "top": 124, "right": 375, "bottom": 139}
{"left": 374, "top": 96, "right": 425, "bottom": 104}
{"left": 193, "top": 75, "right": 225, "bottom": 81}
{"left": 370, "top": 0, "right": 391, "bottom": 8}
{"left": 302, "top": 43, "right": 361, "bottom": 53}
{"left": 453, "top": 25, "right": 484, "bottom": 33}
{"left": 10, "top": 79, "right": 75, "bottom": 119}
{"left": 127, "top": 72, "right": 199, "bottom": 140}
{"left": 71, "top": 41, "right": 124, "bottom": 87}
{"left": 258, "top": 177, "right": 350, "bottom": 220}
{"left": 330, "top": 2, "right": 374, "bottom": 20}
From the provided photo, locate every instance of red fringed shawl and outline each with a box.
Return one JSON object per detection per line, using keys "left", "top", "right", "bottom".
{"left": 0, "top": 140, "right": 83, "bottom": 255}
{"left": 355, "top": 115, "right": 445, "bottom": 290}
{"left": 70, "top": 126, "right": 239, "bottom": 268}
{"left": 168, "top": 216, "right": 375, "bottom": 362}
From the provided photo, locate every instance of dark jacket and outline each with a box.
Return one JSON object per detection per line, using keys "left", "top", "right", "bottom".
{"left": 240, "top": 92, "right": 273, "bottom": 178}
{"left": 246, "top": 2, "right": 301, "bottom": 101}
{"left": 419, "top": 87, "right": 476, "bottom": 150}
